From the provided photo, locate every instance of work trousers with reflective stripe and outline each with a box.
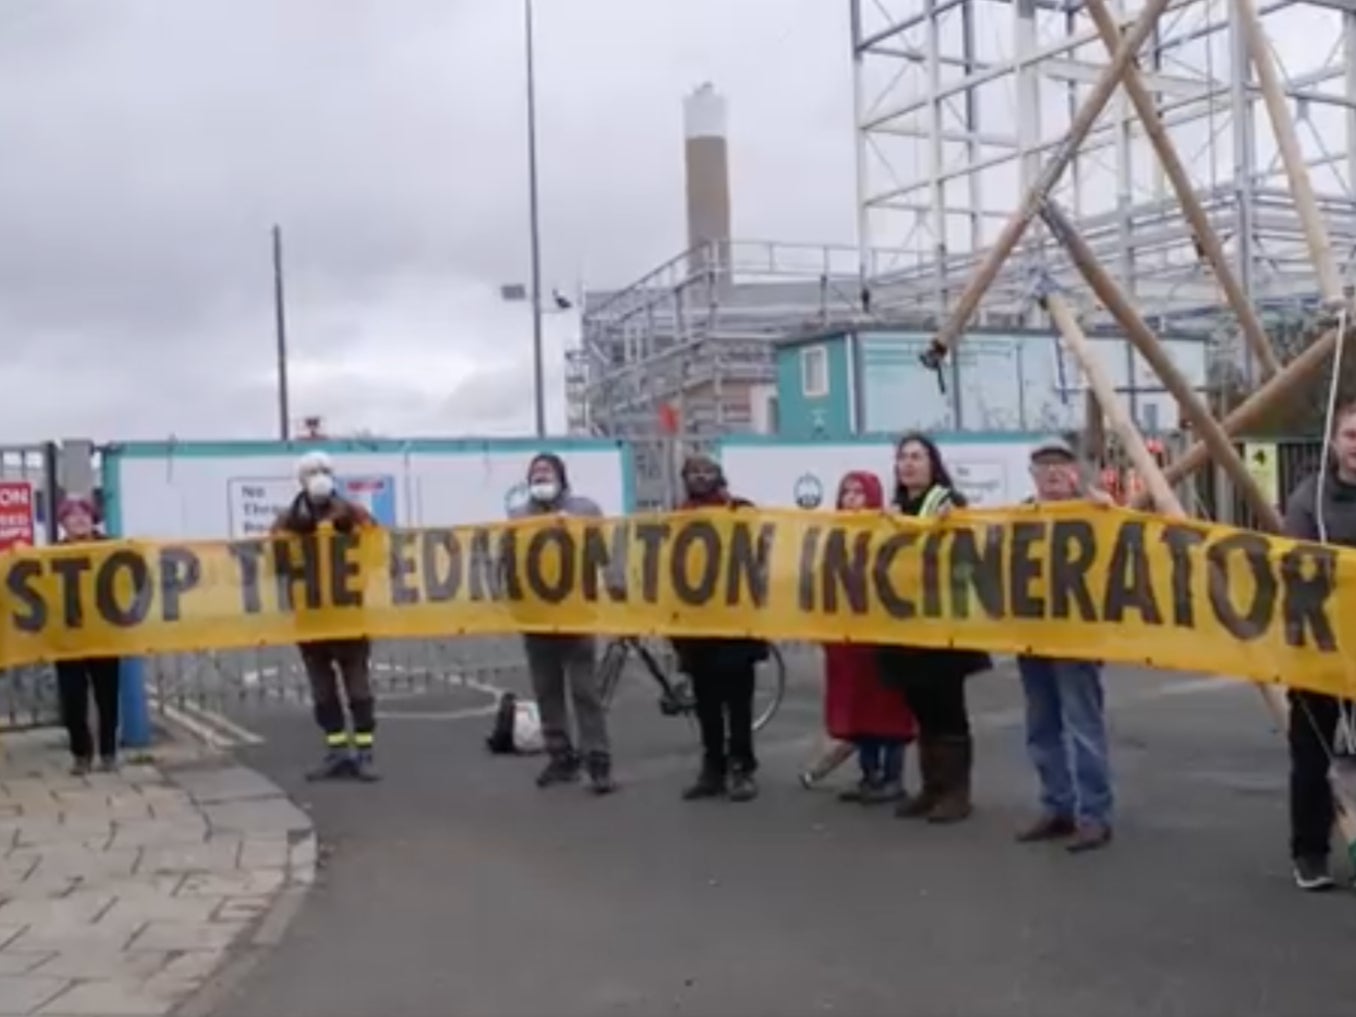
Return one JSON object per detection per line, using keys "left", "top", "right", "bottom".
{"left": 300, "top": 639, "right": 376, "bottom": 746}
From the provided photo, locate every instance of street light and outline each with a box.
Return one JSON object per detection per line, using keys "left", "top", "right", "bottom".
{"left": 524, "top": 0, "right": 545, "bottom": 439}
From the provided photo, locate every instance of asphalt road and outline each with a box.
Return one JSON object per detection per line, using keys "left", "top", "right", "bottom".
{"left": 209, "top": 657, "right": 1356, "bottom": 1017}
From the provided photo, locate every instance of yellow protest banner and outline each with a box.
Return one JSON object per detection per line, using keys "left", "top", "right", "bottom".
{"left": 1, "top": 503, "right": 1353, "bottom": 697}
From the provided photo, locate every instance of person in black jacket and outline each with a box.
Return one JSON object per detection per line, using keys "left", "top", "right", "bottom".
{"left": 1282, "top": 401, "right": 1356, "bottom": 891}
{"left": 53, "top": 496, "right": 122, "bottom": 775}
{"left": 879, "top": 432, "right": 992, "bottom": 823}
{"left": 671, "top": 454, "right": 768, "bottom": 803}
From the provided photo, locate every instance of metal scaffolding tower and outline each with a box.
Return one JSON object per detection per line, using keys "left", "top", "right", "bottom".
{"left": 853, "top": 0, "right": 1356, "bottom": 377}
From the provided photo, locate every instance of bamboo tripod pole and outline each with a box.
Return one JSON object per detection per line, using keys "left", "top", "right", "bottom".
{"left": 918, "top": 0, "right": 1175, "bottom": 369}
{"left": 1138, "top": 325, "right": 1342, "bottom": 506}
{"left": 1044, "top": 293, "right": 1356, "bottom": 848}
{"left": 1234, "top": 0, "right": 1343, "bottom": 306}
{"left": 1082, "top": 0, "right": 1278, "bottom": 379}
{"left": 1041, "top": 200, "right": 1282, "bottom": 529}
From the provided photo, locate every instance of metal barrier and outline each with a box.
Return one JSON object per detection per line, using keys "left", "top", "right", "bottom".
{"left": 0, "top": 443, "right": 60, "bottom": 729}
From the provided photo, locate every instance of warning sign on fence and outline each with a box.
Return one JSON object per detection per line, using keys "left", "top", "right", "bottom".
{"left": 0, "top": 480, "right": 36, "bottom": 552}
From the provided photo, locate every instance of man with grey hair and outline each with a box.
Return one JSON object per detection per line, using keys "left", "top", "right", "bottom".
{"left": 509, "top": 452, "right": 616, "bottom": 795}
{"left": 1013, "top": 436, "right": 1115, "bottom": 853}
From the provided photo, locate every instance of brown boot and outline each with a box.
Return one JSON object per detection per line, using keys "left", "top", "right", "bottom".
{"left": 896, "top": 738, "right": 941, "bottom": 818}
{"left": 926, "top": 736, "right": 973, "bottom": 824}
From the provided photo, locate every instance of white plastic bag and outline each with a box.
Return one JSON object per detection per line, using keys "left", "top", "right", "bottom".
{"left": 513, "top": 700, "right": 545, "bottom": 755}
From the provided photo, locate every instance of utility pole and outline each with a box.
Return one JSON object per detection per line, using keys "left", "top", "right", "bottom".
{"left": 272, "top": 224, "right": 292, "bottom": 441}
{"left": 525, "top": 0, "right": 546, "bottom": 438}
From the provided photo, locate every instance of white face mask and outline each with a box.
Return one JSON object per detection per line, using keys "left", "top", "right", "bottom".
{"left": 305, "top": 472, "right": 335, "bottom": 500}
{"left": 528, "top": 480, "right": 560, "bottom": 504}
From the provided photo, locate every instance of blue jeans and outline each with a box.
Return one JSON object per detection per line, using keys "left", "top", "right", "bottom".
{"left": 1017, "top": 657, "right": 1112, "bottom": 826}
{"left": 856, "top": 737, "right": 903, "bottom": 782}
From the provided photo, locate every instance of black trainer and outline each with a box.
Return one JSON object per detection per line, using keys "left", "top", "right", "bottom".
{"left": 536, "top": 752, "right": 581, "bottom": 788}
{"left": 352, "top": 749, "right": 382, "bottom": 783}
{"left": 728, "top": 770, "right": 759, "bottom": 803}
{"left": 682, "top": 769, "right": 726, "bottom": 800}
{"left": 585, "top": 753, "right": 617, "bottom": 795}
{"left": 1293, "top": 855, "right": 1335, "bottom": 892}
{"left": 306, "top": 750, "right": 355, "bottom": 782}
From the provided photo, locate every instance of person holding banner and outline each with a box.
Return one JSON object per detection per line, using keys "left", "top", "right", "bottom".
{"left": 671, "top": 454, "right": 767, "bottom": 803}
{"left": 1014, "top": 437, "right": 1115, "bottom": 853}
{"left": 822, "top": 470, "right": 917, "bottom": 804}
{"left": 273, "top": 451, "right": 381, "bottom": 783}
{"left": 53, "top": 496, "right": 122, "bottom": 775}
{"left": 1282, "top": 403, "right": 1356, "bottom": 891}
{"left": 879, "top": 433, "right": 992, "bottom": 824}
{"left": 509, "top": 452, "right": 616, "bottom": 795}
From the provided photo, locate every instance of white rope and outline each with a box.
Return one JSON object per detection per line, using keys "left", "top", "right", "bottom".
{"left": 1315, "top": 303, "right": 1356, "bottom": 757}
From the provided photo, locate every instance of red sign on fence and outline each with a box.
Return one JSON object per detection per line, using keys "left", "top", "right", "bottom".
{"left": 0, "top": 480, "right": 36, "bottom": 552}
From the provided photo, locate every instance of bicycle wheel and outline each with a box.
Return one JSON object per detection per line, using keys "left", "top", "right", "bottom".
{"left": 751, "top": 643, "right": 788, "bottom": 733}
{"left": 597, "top": 639, "right": 629, "bottom": 710}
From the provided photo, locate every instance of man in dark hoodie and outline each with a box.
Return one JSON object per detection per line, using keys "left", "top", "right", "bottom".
{"left": 671, "top": 454, "right": 768, "bottom": 803}
{"left": 1282, "top": 401, "right": 1356, "bottom": 891}
{"left": 509, "top": 452, "right": 616, "bottom": 794}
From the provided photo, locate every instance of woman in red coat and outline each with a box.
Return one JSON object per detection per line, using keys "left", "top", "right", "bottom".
{"left": 823, "top": 471, "right": 919, "bottom": 803}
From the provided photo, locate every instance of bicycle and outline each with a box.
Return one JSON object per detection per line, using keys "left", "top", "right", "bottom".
{"left": 596, "top": 636, "right": 787, "bottom": 733}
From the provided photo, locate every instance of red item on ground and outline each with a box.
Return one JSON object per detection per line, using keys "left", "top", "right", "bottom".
{"left": 821, "top": 471, "right": 918, "bottom": 742}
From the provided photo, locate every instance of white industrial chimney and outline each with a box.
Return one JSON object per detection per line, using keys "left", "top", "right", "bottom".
{"left": 683, "top": 83, "right": 731, "bottom": 279}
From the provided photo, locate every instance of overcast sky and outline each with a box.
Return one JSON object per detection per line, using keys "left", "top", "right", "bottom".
{"left": 0, "top": 0, "right": 856, "bottom": 444}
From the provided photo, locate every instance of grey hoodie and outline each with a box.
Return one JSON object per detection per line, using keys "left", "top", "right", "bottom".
{"left": 1283, "top": 472, "right": 1356, "bottom": 547}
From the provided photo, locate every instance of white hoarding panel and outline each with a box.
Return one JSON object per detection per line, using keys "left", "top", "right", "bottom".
{"left": 715, "top": 436, "right": 1039, "bottom": 510}
{"left": 106, "top": 441, "right": 630, "bottom": 539}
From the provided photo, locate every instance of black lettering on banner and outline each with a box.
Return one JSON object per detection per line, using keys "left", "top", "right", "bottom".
{"left": 271, "top": 535, "right": 322, "bottom": 611}
{"left": 797, "top": 526, "right": 821, "bottom": 612}
{"left": 872, "top": 532, "right": 918, "bottom": 620}
{"left": 157, "top": 547, "right": 201, "bottom": 622}
{"left": 1102, "top": 521, "right": 1163, "bottom": 625}
{"left": 1279, "top": 545, "right": 1337, "bottom": 651}
{"left": 329, "top": 532, "right": 363, "bottom": 608}
{"left": 1049, "top": 519, "right": 1097, "bottom": 621}
{"left": 95, "top": 550, "right": 152, "bottom": 628}
{"left": 525, "top": 524, "right": 575, "bottom": 605}
{"left": 229, "top": 542, "right": 266, "bottom": 614}
{"left": 470, "top": 529, "right": 515, "bottom": 602}
{"left": 635, "top": 522, "right": 670, "bottom": 603}
{"left": 5, "top": 560, "right": 45, "bottom": 633}
{"left": 421, "top": 530, "right": 461, "bottom": 603}
{"left": 820, "top": 528, "right": 869, "bottom": 614}
{"left": 51, "top": 556, "right": 92, "bottom": 627}
{"left": 1006, "top": 522, "right": 1047, "bottom": 619}
{"left": 670, "top": 520, "right": 720, "bottom": 606}
{"left": 388, "top": 532, "right": 419, "bottom": 605}
{"left": 726, "top": 521, "right": 773, "bottom": 608}
{"left": 1207, "top": 533, "right": 1275, "bottom": 641}
{"left": 949, "top": 525, "right": 1005, "bottom": 620}
{"left": 920, "top": 529, "right": 946, "bottom": 618}
{"left": 581, "top": 522, "right": 628, "bottom": 602}
{"left": 1160, "top": 524, "right": 1207, "bottom": 628}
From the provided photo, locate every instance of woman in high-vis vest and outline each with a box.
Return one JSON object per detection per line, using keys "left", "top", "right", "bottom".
{"left": 878, "top": 433, "right": 992, "bottom": 824}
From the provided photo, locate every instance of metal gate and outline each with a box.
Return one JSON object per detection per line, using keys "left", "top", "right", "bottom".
{"left": 0, "top": 443, "right": 61, "bottom": 729}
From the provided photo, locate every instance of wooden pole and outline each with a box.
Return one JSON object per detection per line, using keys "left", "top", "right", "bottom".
{"left": 1138, "top": 325, "right": 1341, "bottom": 505}
{"left": 1234, "top": 0, "right": 1343, "bottom": 305}
{"left": 1082, "top": 0, "right": 1279, "bottom": 379}
{"left": 918, "top": 0, "right": 1176, "bottom": 370}
{"left": 1041, "top": 200, "right": 1283, "bottom": 530}
{"left": 1044, "top": 291, "right": 1356, "bottom": 849}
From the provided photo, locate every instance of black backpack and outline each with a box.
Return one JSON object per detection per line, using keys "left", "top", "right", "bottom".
{"left": 485, "top": 692, "right": 518, "bottom": 755}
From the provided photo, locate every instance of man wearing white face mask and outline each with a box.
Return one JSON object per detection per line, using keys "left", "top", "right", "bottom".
{"left": 508, "top": 452, "right": 615, "bottom": 793}
{"left": 273, "top": 451, "right": 381, "bottom": 782}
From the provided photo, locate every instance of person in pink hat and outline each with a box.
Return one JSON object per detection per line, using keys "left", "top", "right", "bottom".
{"left": 54, "top": 495, "right": 122, "bottom": 775}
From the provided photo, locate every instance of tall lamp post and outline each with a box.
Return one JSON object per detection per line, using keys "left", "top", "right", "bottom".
{"left": 524, "top": 0, "right": 546, "bottom": 438}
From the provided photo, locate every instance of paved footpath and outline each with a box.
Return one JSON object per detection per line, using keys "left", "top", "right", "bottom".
{"left": 0, "top": 730, "right": 315, "bottom": 1017}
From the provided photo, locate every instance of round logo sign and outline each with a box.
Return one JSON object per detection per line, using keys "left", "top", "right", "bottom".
{"left": 793, "top": 473, "right": 824, "bottom": 510}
